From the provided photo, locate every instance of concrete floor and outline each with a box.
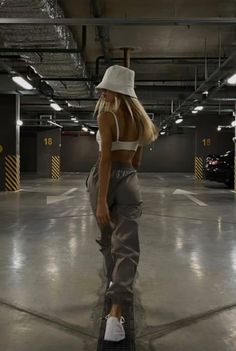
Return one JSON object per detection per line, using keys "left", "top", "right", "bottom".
{"left": 0, "top": 172, "right": 236, "bottom": 350}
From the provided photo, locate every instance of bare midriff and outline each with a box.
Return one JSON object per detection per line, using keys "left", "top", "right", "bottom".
{"left": 98, "top": 149, "right": 136, "bottom": 165}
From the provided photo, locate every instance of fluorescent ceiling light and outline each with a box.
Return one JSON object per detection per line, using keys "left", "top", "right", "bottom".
{"left": 194, "top": 106, "right": 204, "bottom": 111}
{"left": 50, "top": 102, "right": 62, "bottom": 111}
{"left": 17, "top": 120, "right": 23, "bottom": 126}
{"left": 217, "top": 126, "right": 222, "bottom": 131}
{"left": 175, "top": 118, "right": 183, "bottom": 124}
{"left": 231, "top": 120, "right": 236, "bottom": 127}
{"left": 71, "top": 117, "right": 77, "bottom": 121}
{"left": 160, "top": 131, "right": 166, "bottom": 135}
{"left": 227, "top": 73, "right": 236, "bottom": 85}
{"left": 90, "top": 131, "right": 95, "bottom": 135}
{"left": 47, "top": 120, "right": 63, "bottom": 128}
{"left": 202, "top": 90, "right": 208, "bottom": 95}
{"left": 73, "top": 120, "right": 79, "bottom": 123}
{"left": 82, "top": 126, "right": 88, "bottom": 132}
{"left": 12, "top": 76, "right": 33, "bottom": 90}
{"left": 192, "top": 110, "right": 198, "bottom": 114}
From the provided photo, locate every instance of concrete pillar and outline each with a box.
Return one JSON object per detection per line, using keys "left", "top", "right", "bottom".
{"left": 0, "top": 94, "right": 20, "bottom": 191}
{"left": 194, "top": 115, "right": 234, "bottom": 181}
{"left": 37, "top": 128, "right": 61, "bottom": 179}
{"left": 194, "top": 128, "right": 209, "bottom": 180}
{"left": 234, "top": 114, "right": 236, "bottom": 191}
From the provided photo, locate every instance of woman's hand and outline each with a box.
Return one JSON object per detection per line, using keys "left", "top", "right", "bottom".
{"left": 96, "top": 201, "right": 111, "bottom": 228}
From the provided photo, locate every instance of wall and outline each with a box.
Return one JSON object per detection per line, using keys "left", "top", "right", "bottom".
{"left": 61, "top": 133, "right": 98, "bottom": 172}
{"left": 140, "top": 131, "right": 195, "bottom": 172}
{"left": 20, "top": 132, "right": 37, "bottom": 172}
{"left": 192, "top": 114, "right": 234, "bottom": 157}
{"left": 20, "top": 114, "right": 235, "bottom": 173}
{"left": 60, "top": 130, "right": 196, "bottom": 172}
{"left": 60, "top": 118, "right": 234, "bottom": 172}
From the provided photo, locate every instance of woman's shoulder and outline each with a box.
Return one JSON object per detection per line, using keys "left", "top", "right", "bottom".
{"left": 98, "top": 111, "right": 117, "bottom": 123}
{"left": 97, "top": 111, "right": 117, "bottom": 129}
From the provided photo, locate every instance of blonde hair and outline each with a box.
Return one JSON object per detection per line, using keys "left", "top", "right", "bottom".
{"left": 95, "top": 94, "right": 158, "bottom": 145}
{"left": 94, "top": 95, "right": 120, "bottom": 114}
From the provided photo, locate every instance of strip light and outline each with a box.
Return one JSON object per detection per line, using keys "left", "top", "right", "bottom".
{"left": 194, "top": 106, "right": 204, "bottom": 111}
{"left": 17, "top": 120, "right": 23, "bottom": 126}
{"left": 227, "top": 73, "right": 236, "bottom": 85}
{"left": 12, "top": 76, "right": 33, "bottom": 90}
{"left": 175, "top": 118, "right": 183, "bottom": 124}
{"left": 50, "top": 102, "right": 62, "bottom": 111}
{"left": 47, "top": 120, "right": 63, "bottom": 128}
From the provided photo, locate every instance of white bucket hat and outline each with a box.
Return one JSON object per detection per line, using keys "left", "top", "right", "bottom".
{"left": 96, "top": 65, "right": 137, "bottom": 98}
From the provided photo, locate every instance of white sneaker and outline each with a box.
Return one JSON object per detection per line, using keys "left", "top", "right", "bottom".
{"left": 104, "top": 315, "right": 125, "bottom": 342}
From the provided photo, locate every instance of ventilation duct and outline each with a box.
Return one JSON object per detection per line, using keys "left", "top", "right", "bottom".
{"left": 0, "top": 0, "right": 90, "bottom": 99}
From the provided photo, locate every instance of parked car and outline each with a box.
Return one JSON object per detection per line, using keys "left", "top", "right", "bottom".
{"left": 204, "top": 150, "right": 234, "bottom": 189}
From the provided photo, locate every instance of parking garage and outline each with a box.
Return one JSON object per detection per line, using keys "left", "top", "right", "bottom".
{"left": 0, "top": 1, "right": 236, "bottom": 350}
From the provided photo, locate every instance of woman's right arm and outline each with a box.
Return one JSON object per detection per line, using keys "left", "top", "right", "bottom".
{"left": 132, "top": 146, "right": 143, "bottom": 170}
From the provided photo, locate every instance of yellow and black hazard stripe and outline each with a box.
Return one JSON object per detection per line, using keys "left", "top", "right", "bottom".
{"left": 234, "top": 156, "right": 236, "bottom": 190}
{"left": 51, "top": 155, "right": 61, "bottom": 180}
{"left": 195, "top": 156, "right": 203, "bottom": 180}
{"left": 5, "top": 154, "right": 20, "bottom": 191}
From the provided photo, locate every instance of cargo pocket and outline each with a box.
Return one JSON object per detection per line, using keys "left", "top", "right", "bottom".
{"left": 86, "top": 166, "right": 96, "bottom": 192}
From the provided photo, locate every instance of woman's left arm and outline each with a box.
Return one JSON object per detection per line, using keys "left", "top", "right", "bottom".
{"left": 96, "top": 112, "right": 113, "bottom": 228}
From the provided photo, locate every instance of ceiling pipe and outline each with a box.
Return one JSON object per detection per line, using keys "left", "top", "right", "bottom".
{"left": 0, "top": 48, "right": 82, "bottom": 53}
{"left": 169, "top": 50, "right": 236, "bottom": 119}
{"left": 95, "top": 55, "right": 223, "bottom": 76}
{"left": 2, "top": 17, "right": 236, "bottom": 26}
{"left": 90, "top": 0, "right": 111, "bottom": 66}
{"left": 204, "top": 37, "right": 208, "bottom": 80}
{"left": 122, "top": 48, "right": 131, "bottom": 68}
{"left": 81, "top": 25, "right": 87, "bottom": 54}
{"left": 210, "top": 97, "right": 236, "bottom": 101}
{"left": 40, "top": 77, "right": 208, "bottom": 85}
{"left": 194, "top": 66, "right": 198, "bottom": 90}
{"left": 218, "top": 31, "right": 222, "bottom": 68}
{"left": 0, "top": 0, "right": 91, "bottom": 99}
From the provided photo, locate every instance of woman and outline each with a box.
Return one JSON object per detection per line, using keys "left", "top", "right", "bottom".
{"left": 87, "top": 65, "right": 158, "bottom": 342}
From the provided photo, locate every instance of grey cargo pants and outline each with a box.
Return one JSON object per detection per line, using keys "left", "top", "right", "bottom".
{"left": 87, "top": 161, "right": 142, "bottom": 304}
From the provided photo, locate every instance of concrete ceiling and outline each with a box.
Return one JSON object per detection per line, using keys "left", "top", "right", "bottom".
{"left": 1, "top": 0, "right": 236, "bottom": 131}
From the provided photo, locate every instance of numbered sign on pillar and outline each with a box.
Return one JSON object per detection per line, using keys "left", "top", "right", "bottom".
{"left": 37, "top": 130, "right": 61, "bottom": 178}
{"left": 202, "top": 138, "right": 211, "bottom": 147}
{"left": 44, "top": 137, "right": 53, "bottom": 146}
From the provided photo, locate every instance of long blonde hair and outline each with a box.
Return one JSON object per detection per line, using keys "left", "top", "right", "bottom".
{"left": 94, "top": 94, "right": 158, "bottom": 145}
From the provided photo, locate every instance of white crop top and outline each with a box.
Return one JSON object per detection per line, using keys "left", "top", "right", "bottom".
{"left": 96, "top": 111, "right": 139, "bottom": 152}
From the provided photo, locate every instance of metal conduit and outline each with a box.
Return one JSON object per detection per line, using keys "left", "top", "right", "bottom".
{"left": 169, "top": 51, "right": 236, "bottom": 118}
{"left": 1, "top": 17, "right": 236, "bottom": 25}
{"left": 90, "top": 0, "right": 111, "bottom": 65}
{"left": 95, "top": 55, "right": 222, "bottom": 76}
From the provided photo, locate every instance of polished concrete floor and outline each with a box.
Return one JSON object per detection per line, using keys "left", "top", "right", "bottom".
{"left": 0, "top": 173, "right": 236, "bottom": 350}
